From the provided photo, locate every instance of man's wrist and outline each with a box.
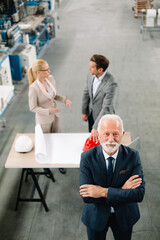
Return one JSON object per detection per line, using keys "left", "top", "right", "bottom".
{"left": 102, "top": 187, "right": 108, "bottom": 198}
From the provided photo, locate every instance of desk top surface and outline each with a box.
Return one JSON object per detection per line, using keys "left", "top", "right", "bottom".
{"left": 5, "top": 132, "right": 131, "bottom": 169}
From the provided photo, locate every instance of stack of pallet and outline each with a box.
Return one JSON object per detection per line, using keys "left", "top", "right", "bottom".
{"left": 134, "top": 0, "right": 154, "bottom": 18}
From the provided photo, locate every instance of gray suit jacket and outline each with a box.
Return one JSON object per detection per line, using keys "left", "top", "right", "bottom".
{"left": 82, "top": 71, "right": 117, "bottom": 129}
{"left": 28, "top": 75, "right": 65, "bottom": 130}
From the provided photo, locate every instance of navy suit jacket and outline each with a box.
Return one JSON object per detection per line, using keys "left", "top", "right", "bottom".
{"left": 80, "top": 145, "right": 145, "bottom": 231}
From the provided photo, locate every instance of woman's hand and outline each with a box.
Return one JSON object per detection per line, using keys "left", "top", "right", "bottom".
{"left": 65, "top": 96, "right": 72, "bottom": 106}
{"left": 49, "top": 103, "right": 60, "bottom": 114}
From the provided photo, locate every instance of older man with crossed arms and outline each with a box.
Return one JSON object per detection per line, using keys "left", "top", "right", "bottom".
{"left": 80, "top": 114, "right": 145, "bottom": 240}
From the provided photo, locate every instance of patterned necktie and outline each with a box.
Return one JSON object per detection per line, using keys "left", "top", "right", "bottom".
{"left": 107, "top": 157, "right": 114, "bottom": 187}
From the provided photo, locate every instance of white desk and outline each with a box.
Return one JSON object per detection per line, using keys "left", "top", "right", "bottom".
{"left": 5, "top": 132, "right": 131, "bottom": 168}
{"left": 5, "top": 132, "right": 131, "bottom": 211}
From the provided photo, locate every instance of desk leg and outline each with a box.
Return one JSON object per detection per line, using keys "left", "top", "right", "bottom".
{"left": 28, "top": 169, "right": 49, "bottom": 212}
{"left": 25, "top": 169, "right": 29, "bottom": 182}
{"left": 15, "top": 168, "right": 49, "bottom": 212}
{"left": 25, "top": 168, "right": 55, "bottom": 182}
{"left": 44, "top": 168, "right": 56, "bottom": 182}
{"left": 15, "top": 168, "right": 26, "bottom": 211}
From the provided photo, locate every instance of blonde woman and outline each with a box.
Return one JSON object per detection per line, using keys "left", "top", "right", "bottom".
{"left": 28, "top": 59, "right": 72, "bottom": 174}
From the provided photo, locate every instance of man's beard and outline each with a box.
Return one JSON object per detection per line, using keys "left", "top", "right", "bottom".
{"left": 100, "top": 141, "right": 120, "bottom": 154}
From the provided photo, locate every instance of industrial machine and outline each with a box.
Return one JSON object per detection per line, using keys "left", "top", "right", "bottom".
{"left": 0, "top": 0, "right": 58, "bottom": 80}
{"left": 0, "top": 0, "right": 26, "bottom": 22}
{"left": 0, "top": 0, "right": 57, "bottom": 49}
{"left": 0, "top": 54, "right": 12, "bottom": 85}
{"left": 0, "top": 54, "right": 14, "bottom": 119}
{"left": 0, "top": 84, "right": 14, "bottom": 118}
{"left": 9, "top": 43, "right": 36, "bottom": 80}
{"left": 0, "top": 0, "right": 56, "bottom": 119}
{"left": 20, "top": 44, "right": 36, "bottom": 70}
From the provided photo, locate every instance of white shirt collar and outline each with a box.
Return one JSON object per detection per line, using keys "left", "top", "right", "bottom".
{"left": 95, "top": 68, "right": 107, "bottom": 81}
{"left": 102, "top": 148, "right": 119, "bottom": 170}
{"left": 102, "top": 148, "right": 119, "bottom": 160}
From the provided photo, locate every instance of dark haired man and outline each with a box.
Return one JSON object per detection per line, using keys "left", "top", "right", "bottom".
{"left": 82, "top": 54, "right": 117, "bottom": 142}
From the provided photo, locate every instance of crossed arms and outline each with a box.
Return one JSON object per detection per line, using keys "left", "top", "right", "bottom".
{"left": 80, "top": 175, "right": 142, "bottom": 198}
{"left": 79, "top": 151, "right": 145, "bottom": 205}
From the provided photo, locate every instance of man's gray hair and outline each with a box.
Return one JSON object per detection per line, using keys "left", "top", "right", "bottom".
{"left": 97, "top": 114, "right": 124, "bottom": 133}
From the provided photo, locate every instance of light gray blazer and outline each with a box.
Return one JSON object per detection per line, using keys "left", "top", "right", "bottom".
{"left": 82, "top": 71, "right": 117, "bottom": 129}
{"left": 28, "top": 75, "right": 65, "bottom": 127}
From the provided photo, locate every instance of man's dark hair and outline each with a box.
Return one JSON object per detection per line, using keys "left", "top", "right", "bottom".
{"left": 90, "top": 54, "right": 110, "bottom": 72}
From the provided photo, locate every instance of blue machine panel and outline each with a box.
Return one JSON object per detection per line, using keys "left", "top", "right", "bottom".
{"left": 26, "top": 0, "right": 51, "bottom": 10}
{"left": 9, "top": 55, "right": 23, "bottom": 81}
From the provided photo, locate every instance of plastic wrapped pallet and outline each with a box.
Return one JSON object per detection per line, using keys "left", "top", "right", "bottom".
{"left": 0, "top": 85, "right": 14, "bottom": 116}
{"left": 146, "top": 9, "right": 156, "bottom": 27}
{"left": 157, "top": 9, "right": 160, "bottom": 26}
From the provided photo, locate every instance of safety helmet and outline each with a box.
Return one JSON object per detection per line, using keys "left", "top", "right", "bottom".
{"left": 15, "top": 135, "right": 33, "bottom": 152}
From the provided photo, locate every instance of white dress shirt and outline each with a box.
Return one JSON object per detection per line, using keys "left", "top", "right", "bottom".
{"left": 46, "top": 81, "right": 55, "bottom": 99}
{"left": 102, "top": 149, "right": 119, "bottom": 171}
{"left": 92, "top": 69, "right": 107, "bottom": 97}
{"left": 102, "top": 148, "right": 119, "bottom": 213}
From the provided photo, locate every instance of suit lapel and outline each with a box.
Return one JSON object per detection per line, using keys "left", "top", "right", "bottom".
{"left": 93, "top": 73, "right": 108, "bottom": 100}
{"left": 89, "top": 75, "right": 94, "bottom": 100}
{"left": 35, "top": 79, "right": 52, "bottom": 99}
{"left": 96, "top": 145, "right": 126, "bottom": 187}
{"left": 97, "top": 145, "right": 108, "bottom": 186}
{"left": 45, "top": 78, "right": 56, "bottom": 96}
{"left": 111, "top": 145, "right": 124, "bottom": 186}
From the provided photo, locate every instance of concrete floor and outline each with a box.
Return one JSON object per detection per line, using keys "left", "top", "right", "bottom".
{"left": 0, "top": 0, "right": 160, "bottom": 239}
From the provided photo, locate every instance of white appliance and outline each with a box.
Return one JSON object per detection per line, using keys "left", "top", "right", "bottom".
{"left": 0, "top": 85, "right": 14, "bottom": 116}
{"left": 20, "top": 44, "right": 37, "bottom": 70}
{"left": 0, "top": 55, "right": 12, "bottom": 85}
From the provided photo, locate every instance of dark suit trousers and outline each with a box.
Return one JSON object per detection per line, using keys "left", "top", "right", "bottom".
{"left": 87, "top": 214, "right": 132, "bottom": 240}
{"left": 88, "top": 112, "right": 94, "bottom": 132}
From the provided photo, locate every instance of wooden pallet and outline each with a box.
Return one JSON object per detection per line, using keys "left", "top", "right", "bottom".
{"left": 134, "top": 0, "right": 154, "bottom": 18}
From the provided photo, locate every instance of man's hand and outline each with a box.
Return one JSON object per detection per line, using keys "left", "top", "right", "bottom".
{"left": 122, "top": 175, "right": 142, "bottom": 189}
{"left": 82, "top": 114, "right": 88, "bottom": 122}
{"left": 90, "top": 128, "right": 98, "bottom": 142}
{"left": 80, "top": 184, "right": 108, "bottom": 198}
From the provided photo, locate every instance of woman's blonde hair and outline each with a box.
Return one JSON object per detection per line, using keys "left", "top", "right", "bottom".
{"left": 28, "top": 59, "right": 48, "bottom": 85}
